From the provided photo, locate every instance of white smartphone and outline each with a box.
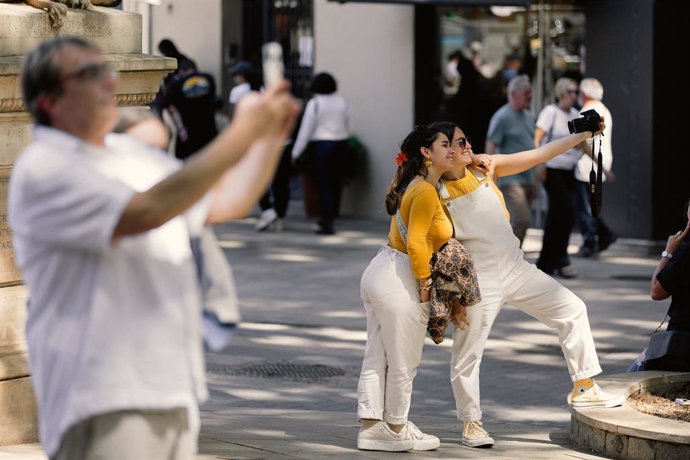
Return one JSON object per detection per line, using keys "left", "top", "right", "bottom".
{"left": 262, "top": 42, "right": 284, "bottom": 88}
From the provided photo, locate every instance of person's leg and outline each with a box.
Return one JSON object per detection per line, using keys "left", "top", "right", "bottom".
{"left": 500, "top": 183, "right": 531, "bottom": 247}
{"left": 450, "top": 278, "right": 503, "bottom": 447}
{"left": 596, "top": 218, "right": 617, "bottom": 252}
{"left": 272, "top": 143, "right": 293, "bottom": 219}
{"left": 255, "top": 191, "right": 278, "bottom": 231}
{"left": 54, "top": 408, "right": 193, "bottom": 460}
{"left": 258, "top": 191, "right": 273, "bottom": 212}
{"left": 537, "top": 169, "right": 576, "bottom": 275}
{"left": 574, "top": 180, "right": 597, "bottom": 256}
{"left": 357, "top": 247, "right": 431, "bottom": 451}
{"left": 557, "top": 170, "right": 577, "bottom": 269}
{"left": 312, "top": 142, "right": 337, "bottom": 234}
{"left": 506, "top": 261, "right": 623, "bottom": 407}
{"left": 537, "top": 168, "right": 565, "bottom": 273}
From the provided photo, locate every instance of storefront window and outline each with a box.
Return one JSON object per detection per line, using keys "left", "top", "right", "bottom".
{"left": 439, "top": 3, "right": 585, "bottom": 114}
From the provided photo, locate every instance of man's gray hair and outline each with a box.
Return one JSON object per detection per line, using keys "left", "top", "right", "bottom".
{"left": 579, "top": 77, "right": 604, "bottom": 101}
{"left": 21, "top": 36, "right": 100, "bottom": 126}
{"left": 507, "top": 74, "right": 531, "bottom": 99}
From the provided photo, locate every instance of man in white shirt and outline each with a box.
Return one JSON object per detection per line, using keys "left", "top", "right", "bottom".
{"left": 574, "top": 78, "right": 617, "bottom": 257}
{"left": 9, "top": 36, "right": 297, "bottom": 460}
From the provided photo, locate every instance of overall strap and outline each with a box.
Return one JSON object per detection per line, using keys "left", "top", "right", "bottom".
{"left": 395, "top": 210, "right": 408, "bottom": 246}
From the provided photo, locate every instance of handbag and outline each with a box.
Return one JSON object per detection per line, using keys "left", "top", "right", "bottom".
{"left": 638, "top": 313, "right": 690, "bottom": 372}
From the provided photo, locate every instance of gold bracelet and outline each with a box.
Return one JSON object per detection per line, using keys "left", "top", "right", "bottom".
{"left": 418, "top": 277, "right": 432, "bottom": 288}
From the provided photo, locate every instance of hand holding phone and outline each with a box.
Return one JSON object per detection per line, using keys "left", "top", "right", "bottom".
{"left": 262, "top": 42, "right": 284, "bottom": 88}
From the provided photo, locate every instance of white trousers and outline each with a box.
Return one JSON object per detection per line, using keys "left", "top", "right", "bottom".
{"left": 450, "top": 258, "right": 603, "bottom": 421}
{"left": 357, "top": 246, "right": 431, "bottom": 424}
{"left": 53, "top": 408, "right": 192, "bottom": 460}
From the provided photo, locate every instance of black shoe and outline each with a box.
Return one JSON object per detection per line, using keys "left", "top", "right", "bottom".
{"left": 316, "top": 226, "right": 335, "bottom": 235}
{"left": 545, "top": 265, "right": 578, "bottom": 279}
{"left": 598, "top": 233, "right": 618, "bottom": 252}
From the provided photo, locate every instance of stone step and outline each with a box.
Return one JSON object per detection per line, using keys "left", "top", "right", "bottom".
{"left": 0, "top": 4, "right": 142, "bottom": 57}
{"left": 0, "top": 377, "right": 38, "bottom": 447}
{"left": 0, "top": 285, "right": 29, "bottom": 381}
{"left": 0, "top": 53, "right": 175, "bottom": 166}
{"left": 570, "top": 371, "right": 690, "bottom": 459}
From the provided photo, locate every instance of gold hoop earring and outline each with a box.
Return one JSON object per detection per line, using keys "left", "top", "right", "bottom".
{"left": 424, "top": 158, "right": 433, "bottom": 168}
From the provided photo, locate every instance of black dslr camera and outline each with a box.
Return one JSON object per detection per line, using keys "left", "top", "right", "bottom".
{"left": 567, "top": 109, "right": 601, "bottom": 134}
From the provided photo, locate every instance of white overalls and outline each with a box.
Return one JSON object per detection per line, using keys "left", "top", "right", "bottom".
{"left": 440, "top": 172, "right": 602, "bottom": 421}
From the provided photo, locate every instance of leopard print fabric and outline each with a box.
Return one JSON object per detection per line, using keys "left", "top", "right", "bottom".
{"left": 428, "top": 239, "right": 481, "bottom": 344}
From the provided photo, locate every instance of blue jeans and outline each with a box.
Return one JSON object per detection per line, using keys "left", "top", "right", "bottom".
{"left": 575, "top": 181, "right": 615, "bottom": 251}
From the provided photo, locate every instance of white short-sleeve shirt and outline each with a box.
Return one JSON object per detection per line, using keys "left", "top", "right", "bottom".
{"left": 8, "top": 126, "right": 210, "bottom": 457}
{"left": 536, "top": 104, "right": 582, "bottom": 170}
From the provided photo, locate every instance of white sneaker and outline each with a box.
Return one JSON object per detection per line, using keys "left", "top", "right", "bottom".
{"left": 255, "top": 208, "right": 278, "bottom": 231}
{"left": 462, "top": 420, "right": 494, "bottom": 448}
{"left": 569, "top": 383, "right": 625, "bottom": 408}
{"left": 357, "top": 421, "right": 414, "bottom": 452}
{"left": 406, "top": 421, "right": 440, "bottom": 451}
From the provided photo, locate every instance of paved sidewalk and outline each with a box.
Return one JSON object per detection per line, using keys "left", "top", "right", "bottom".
{"left": 1, "top": 201, "right": 666, "bottom": 459}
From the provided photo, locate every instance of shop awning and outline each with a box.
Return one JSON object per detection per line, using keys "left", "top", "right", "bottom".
{"left": 328, "top": 0, "right": 530, "bottom": 6}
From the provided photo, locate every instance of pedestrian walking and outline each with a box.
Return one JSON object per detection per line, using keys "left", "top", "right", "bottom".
{"left": 433, "top": 119, "right": 624, "bottom": 449}
{"left": 291, "top": 72, "right": 352, "bottom": 235}
{"left": 9, "top": 36, "right": 297, "bottom": 460}
{"left": 574, "top": 77, "right": 617, "bottom": 257}
{"left": 163, "top": 59, "right": 219, "bottom": 160}
{"left": 485, "top": 74, "right": 536, "bottom": 247}
{"left": 534, "top": 77, "right": 583, "bottom": 278}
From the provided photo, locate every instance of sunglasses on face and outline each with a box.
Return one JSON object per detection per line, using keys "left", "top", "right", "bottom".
{"left": 61, "top": 62, "right": 118, "bottom": 84}
{"left": 454, "top": 137, "right": 469, "bottom": 148}
{"left": 565, "top": 89, "right": 579, "bottom": 95}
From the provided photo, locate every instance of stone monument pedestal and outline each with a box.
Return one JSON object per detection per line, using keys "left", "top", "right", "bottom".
{"left": 0, "top": 4, "right": 176, "bottom": 446}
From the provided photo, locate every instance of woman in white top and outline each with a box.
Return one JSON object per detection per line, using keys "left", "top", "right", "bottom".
{"left": 292, "top": 72, "right": 352, "bottom": 234}
{"left": 534, "top": 77, "right": 583, "bottom": 278}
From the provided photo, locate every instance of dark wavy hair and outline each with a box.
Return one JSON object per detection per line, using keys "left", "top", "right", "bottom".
{"left": 427, "top": 121, "right": 457, "bottom": 148}
{"left": 384, "top": 125, "right": 445, "bottom": 215}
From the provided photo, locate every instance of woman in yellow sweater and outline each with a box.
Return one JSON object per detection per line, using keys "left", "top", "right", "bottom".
{"left": 356, "top": 125, "right": 469, "bottom": 452}
{"left": 432, "top": 121, "right": 624, "bottom": 449}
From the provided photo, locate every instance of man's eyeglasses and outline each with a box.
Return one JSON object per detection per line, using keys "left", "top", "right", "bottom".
{"left": 61, "top": 62, "right": 118, "bottom": 84}
{"left": 565, "top": 89, "right": 579, "bottom": 95}
{"left": 455, "top": 137, "right": 469, "bottom": 149}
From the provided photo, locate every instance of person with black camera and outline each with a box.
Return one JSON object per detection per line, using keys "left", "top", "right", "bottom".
{"left": 435, "top": 117, "right": 624, "bottom": 449}
{"left": 534, "top": 78, "right": 585, "bottom": 278}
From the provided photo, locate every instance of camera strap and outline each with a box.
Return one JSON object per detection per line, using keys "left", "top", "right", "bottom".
{"left": 588, "top": 137, "right": 603, "bottom": 218}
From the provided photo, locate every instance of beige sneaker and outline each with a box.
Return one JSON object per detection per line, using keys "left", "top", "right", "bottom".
{"left": 357, "top": 421, "right": 414, "bottom": 452}
{"left": 569, "top": 383, "right": 625, "bottom": 408}
{"left": 461, "top": 420, "right": 494, "bottom": 448}
{"left": 405, "top": 421, "right": 440, "bottom": 451}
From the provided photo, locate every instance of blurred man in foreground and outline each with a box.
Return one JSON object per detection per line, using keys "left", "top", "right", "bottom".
{"left": 8, "top": 36, "right": 297, "bottom": 460}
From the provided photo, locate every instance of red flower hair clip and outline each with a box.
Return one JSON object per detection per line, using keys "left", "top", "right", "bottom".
{"left": 395, "top": 151, "right": 407, "bottom": 166}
